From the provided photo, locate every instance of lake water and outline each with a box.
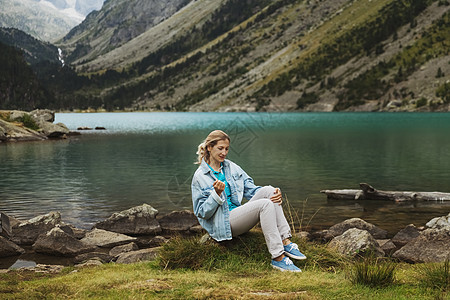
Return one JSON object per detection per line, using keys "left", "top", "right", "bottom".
{"left": 1, "top": 112, "right": 450, "bottom": 235}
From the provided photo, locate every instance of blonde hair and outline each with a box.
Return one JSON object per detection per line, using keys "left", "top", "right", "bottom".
{"left": 195, "top": 130, "right": 230, "bottom": 164}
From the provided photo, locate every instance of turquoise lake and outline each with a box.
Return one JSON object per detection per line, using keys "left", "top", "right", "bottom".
{"left": 1, "top": 112, "right": 449, "bottom": 234}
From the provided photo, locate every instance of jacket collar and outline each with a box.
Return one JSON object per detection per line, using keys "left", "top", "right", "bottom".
{"left": 200, "top": 158, "right": 230, "bottom": 175}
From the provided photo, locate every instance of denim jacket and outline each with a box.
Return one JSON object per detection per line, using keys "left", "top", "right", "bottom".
{"left": 191, "top": 158, "right": 261, "bottom": 241}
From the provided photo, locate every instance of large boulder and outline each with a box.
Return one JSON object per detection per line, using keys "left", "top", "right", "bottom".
{"left": 36, "top": 120, "right": 69, "bottom": 138}
{"left": 392, "top": 228, "right": 450, "bottom": 263}
{"left": 80, "top": 229, "right": 137, "bottom": 248}
{"left": 116, "top": 247, "right": 160, "bottom": 264}
{"left": 158, "top": 210, "right": 199, "bottom": 232}
{"left": 325, "top": 218, "right": 388, "bottom": 240}
{"left": 391, "top": 224, "right": 420, "bottom": 248}
{"left": 11, "top": 212, "right": 61, "bottom": 245}
{"left": 328, "top": 228, "right": 385, "bottom": 257}
{"left": 426, "top": 213, "right": 450, "bottom": 230}
{"left": 0, "top": 118, "right": 46, "bottom": 142}
{"left": 0, "top": 236, "right": 25, "bottom": 257}
{"left": 94, "top": 204, "right": 161, "bottom": 235}
{"left": 30, "top": 109, "right": 55, "bottom": 123}
{"left": 33, "top": 227, "right": 98, "bottom": 257}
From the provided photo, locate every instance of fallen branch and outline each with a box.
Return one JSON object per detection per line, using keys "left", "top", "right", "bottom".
{"left": 320, "top": 183, "right": 450, "bottom": 202}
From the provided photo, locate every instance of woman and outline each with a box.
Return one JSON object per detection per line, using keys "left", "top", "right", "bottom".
{"left": 191, "top": 130, "right": 306, "bottom": 272}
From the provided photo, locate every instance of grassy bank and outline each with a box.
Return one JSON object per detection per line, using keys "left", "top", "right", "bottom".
{"left": 1, "top": 232, "right": 448, "bottom": 299}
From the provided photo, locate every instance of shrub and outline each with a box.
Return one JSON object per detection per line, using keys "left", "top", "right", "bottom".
{"left": 416, "top": 97, "right": 428, "bottom": 108}
{"left": 347, "top": 256, "right": 396, "bottom": 288}
{"left": 418, "top": 258, "right": 450, "bottom": 292}
{"left": 17, "top": 114, "right": 40, "bottom": 131}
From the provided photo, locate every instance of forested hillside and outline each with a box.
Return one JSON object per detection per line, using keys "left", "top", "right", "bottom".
{"left": 1, "top": 0, "right": 449, "bottom": 112}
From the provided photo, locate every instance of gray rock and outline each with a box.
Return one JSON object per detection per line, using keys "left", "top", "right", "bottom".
{"left": 0, "top": 126, "right": 6, "bottom": 142}
{"left": 74, "top": 252, "right": 114, "bottom": 264}
{"left": 17, "top": 264, "right": 64, "bottom": 274}
{"left": 426, "top": 213, "right": 450, "bottom": 230}
{"left": 328, "top": 228, "right": 385, "bottom": 257}
{"left": 0, "top": 236, "right": 25, "bottom": 257}
{"left": 94, "top": 204, "right": 161, "bottom": 235}
{"left": 8, "top": 110, "right": 27, "bottom": 121}
{"left": 325, "top": 218, "right": 388, "bottom": 240}
{"left": 36, "top": 120, "right": 69, "bottom": 138}
{"left": 11, "top": 211, "right": 61, "bottom": 245}
{"left": 159, "top": 210, "right": 199, "bottom": 232}
{"left": 189, "top": 225, "right": 205, "bottom": 234}
{"left": 378, "top": 240, "right": 397, "bottom": 256}
{"left": 80, "top": 229, "right": 137, "bottom": 248}
{"left": 392, "top": 228, "right": 450, "bottom": 263}
{"left": 33, "top": 227, "right": 97, "bottom": 257}
{"left": 391, "top": 224, "right": 420, "bottom": 248}
{"left": 135, "top": 235, "right": 169, "bottom": 248}
{"left": 58, "top": 223, "right": 87, "bottom": 239}
{"left": 30, "top": 109, "right": 55, "bottom": 123}
{"left": 0, "top": 118, "right": 46, "bottom": 142}
{"left": 294, "top": 231, "right": 311, "bottom": 241}
{"left": 116, "top": 247, "right": 160, "bottom": 264}
{"left": 109, "top": 242, "right": 139, "bottom": 257}
{"left": 75, "top": 259, "right": 104, "bottom": 268}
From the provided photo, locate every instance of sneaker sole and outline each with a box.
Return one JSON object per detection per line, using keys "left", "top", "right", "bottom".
{"left": 271, "top": 264, "right": 302, "bottom": 273}
{"left": 285, "top": 252, "right": 307, "bottom": 260}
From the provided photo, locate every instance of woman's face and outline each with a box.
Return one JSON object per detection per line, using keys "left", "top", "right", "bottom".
{"left": 208, "top": 139, "right": 230, "bottom": 164}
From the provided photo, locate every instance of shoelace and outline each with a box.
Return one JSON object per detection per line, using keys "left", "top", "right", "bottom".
{"left": 287, "top": 243, "right": 299, "bottom": 252}
{"left": 283, "top": 257, "right": 294, "bottom": 265}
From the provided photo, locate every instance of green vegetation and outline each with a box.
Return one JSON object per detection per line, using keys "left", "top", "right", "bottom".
{"left": 16, "top": 113, "right": 40, "bottom": 131}
{"left": 0, "top": 231, "right": 448, "bottom": 299}
{"left": 348, "top": 256, "right": 397, "bottom": 288}
{"left": 418, "top": 258, "right": 450, "bottom": 292}
{"left": 436, "top": 82, "right": 450, "bottom": 103}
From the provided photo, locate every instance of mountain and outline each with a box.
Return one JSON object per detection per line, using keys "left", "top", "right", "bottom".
{"left": 59, "top": 0, "right": 191, "bottom": 65}
{"left": 0, "top": 41, "right": 55, "bottom": 110}
{"left": 0, "top": 0, "right": 103, "bottom": 42}
{"left": 2, "top": 0, "right": 449, "bottom": 112}
{"left": 0, "top": 28, "right": 60, "bottom": 65}
{"left": 57, "top": 0, "right": 448, "bottom": 112}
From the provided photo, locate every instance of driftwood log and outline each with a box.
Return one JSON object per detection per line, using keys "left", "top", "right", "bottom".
{"left": 321, "top": 183, "right": 450, "bottom": 202}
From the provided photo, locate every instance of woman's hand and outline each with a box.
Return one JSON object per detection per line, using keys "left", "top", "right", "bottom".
{"left": 270, "top": 188, "right": 283, "bottom": 205}
{"left": 213, "top": 179, "right": 225, "bottom": 196}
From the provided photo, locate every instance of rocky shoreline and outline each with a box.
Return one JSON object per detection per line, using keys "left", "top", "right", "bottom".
{"left": 0, "top": 109, "right": 78, "bottom": 142}
{"left": 1, "top": 204, "right": 449, "bottom": 273}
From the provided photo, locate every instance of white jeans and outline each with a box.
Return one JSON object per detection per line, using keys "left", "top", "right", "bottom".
{"left": 229, "top": 186, "right": 291, "bottom": 259}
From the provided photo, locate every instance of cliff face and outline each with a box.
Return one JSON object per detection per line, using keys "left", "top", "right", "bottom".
{"left": 59, "top": 0, "right": 191, "bottom": 65}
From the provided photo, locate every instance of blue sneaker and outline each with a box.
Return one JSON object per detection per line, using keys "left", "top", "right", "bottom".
{"left": 271, "top": 257, "right": 302, "bottom": 272}
{"left": 284, "top": 242, "right": 307, "bottom": 260}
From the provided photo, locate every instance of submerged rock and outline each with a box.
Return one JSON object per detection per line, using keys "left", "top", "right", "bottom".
{"left": 328, "top": 228, "right": 385, "bottom": 257}
{"left": 94, "top": 204, "right": 161, "bottom": 235}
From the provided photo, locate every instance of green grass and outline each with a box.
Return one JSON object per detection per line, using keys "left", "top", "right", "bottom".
{"left": 0, "top": 231, "right": 448, "bottom": 299}
{"left": 348, "top": 256, "right": 397, "bottom": 288}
